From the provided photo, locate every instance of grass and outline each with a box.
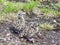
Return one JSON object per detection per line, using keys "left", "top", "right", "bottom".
{"left": 3, "top": 1, "right": 38, "bottom": 13}
{"left": 0, "top": 0, "right": 38, "bottom": 22}
{"left": 0, "top": 0, "right": 4, "bottom": 4}
{"left": 2, "top": 0, "right": 60, "bottom": 15}
{"left": 22, "top": 1, "right": 38, "bottom": 11}
{"left": 40, "top": 6, "right": 60, "bottom": 18}
{"left": 0, "top": 1, "right": 24, "bottom": 22}
{"left": 55, "top": 2, "right": 60, "bottom": 7}
{"left": 0, "top": 0, "right": 39, "bottom": 23}
{"left": 0, "top": 0, "right": 60, "bottom": 23}
{"left": 0, "top": 0, "right": 38, "bottom": 13}
{"left": 40, "top": 23, "right": 54, "bottom": 30}
{"left": 3, "top": 1, "right": 24, "bottom": 13}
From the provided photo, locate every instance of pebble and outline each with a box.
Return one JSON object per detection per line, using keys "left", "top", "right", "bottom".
{"left": 52, "top": 40, "right": 55, "bottom": 44}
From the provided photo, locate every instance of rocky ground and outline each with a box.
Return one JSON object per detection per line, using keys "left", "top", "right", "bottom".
{"left": 0, "top": 0, "right": 60, "bottom": 45}
{"left": 0, "top": 9, "right": 60, "bottom": 45}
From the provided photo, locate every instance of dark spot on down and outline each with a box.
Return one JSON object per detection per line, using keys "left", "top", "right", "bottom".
{"left": 23, "top": 36, "right": 33, "bottom": 43}
{"left": 9, "top": 26, "right": 22, "bottom": 35}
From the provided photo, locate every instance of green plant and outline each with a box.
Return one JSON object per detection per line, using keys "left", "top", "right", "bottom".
{"left": 3, "top": 1, "right": 24, "bottom": 13}
{"left": 55, "top": 2, "right": 60, "bottom": 7}
{"left": 0, "top": 0, "right": 4, "bottom": 4}
{"left": 22, "top": 1, "right": 38, "bottom": 11}
{"left": 40, "top": 6, "right": 60, "bottom": 17}
{"left": 40, "top": 23, "right": 54, "bottom": 30}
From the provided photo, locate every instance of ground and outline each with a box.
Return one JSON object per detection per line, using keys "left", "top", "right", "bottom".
{"left": 0, "top": 0, "right": 60, "bottom": 45}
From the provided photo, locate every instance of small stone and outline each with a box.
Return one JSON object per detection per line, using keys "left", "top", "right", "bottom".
{"left": 52, "top": 31, "right": 56, "bottom": 34}
{"left": 38, "top": 32, "right": 42, "bottom": 36}
{"left": 42, "top": 42, "right": 47, "bottom": 44}
{"left": 53, "top": 20, "right": 56, "bottom": 23}
{"left": 52, "top": 40, "right": 55, "bottom": 44}
{"left": 29, "top": 38, "right": 35, "bottom": 43}
{"left": 53, "top": 44, "right": 57, "bottom": 45}
{"left": 7, "top": 38, "right": 11, "bottom": 40}
{"left": 4, "top": 38, "right": 6, "bottom": 41}
{"left": 6, "top": 33, "right": 11, "bottom": 36}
